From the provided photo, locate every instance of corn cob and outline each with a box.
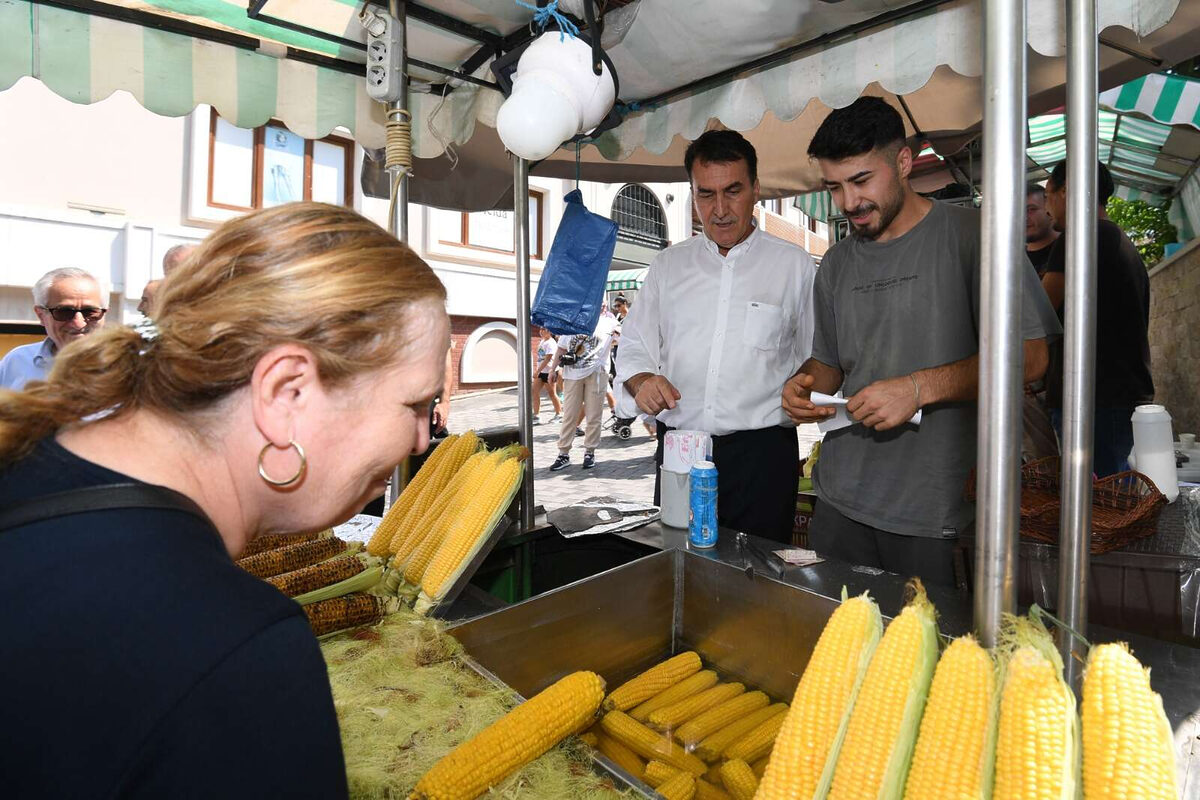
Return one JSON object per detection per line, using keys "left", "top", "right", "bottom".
{"left": 1081, "top": 642, "right": 1177, "bottom": 800}
{"left": 631, "top": 670, "right": 719, "bottom": 721}
{"left": 293, "top": 565, "right": 382, "bottom": 606}
{"left": 706, "top": 762, "right": 725, "bottom": 785}
{"left": 721, "top": 709, "right": 786, "bottom": 763}
{"left": 302, "top": 592, "right": 384, "bottom": 636}
{"left": 646, "top": 760, "right": 682, "bottom": 787}
{"left": 579, "top": 732, "right": 599, "bottom": 748}
{"left": 750, "top": 757, "right": 768, "bottom": 779}
{"left": 903, "top": 635, "right": 998, "bottom": 800}
{"left": 828, "top": 582, "right": 939, "bottom": 800}
{"left": 392, "top": 449, "right": 496, "bottom": 571}
{"left": 1081, "top": 642, "right": 1177, "bottom": 799}
{"left": 675, "top": 691, "right": 769, "bottom": 748}
{"left": 388, "top": 431, "right": 482, "bottom": 555}
{"left": 754, "top": 590, "right": 883, "bottom": 800}
{"left": 696, "top": 779, "right": 733, "bottom": 800}
{"left": 596, "top": 732, "right": 647, "bottom": 781}
{"left": 695, "top": 703, "right": 787, "bottom": 762}
{"left": 648, "top": 683, "right": 746, "bottom": 733}
{"left": 236, "top": 536, "right": 346, "bottom": 579}
{"left": 416, "top": 452, "right": 525, "bottom": 604}
{"left": 720, "top": 759, "right": 758, "bottom": 800}
{"left": 266, "top": 555, "right": 365, "bottom": 597}
{"left": 599, "top": 711, "right": 707, "bottom": 776}
{"left": 657, "top": 772, "right": 697, "bottom": 800}
{"left": 241, "top": 529, "right": 322, "bottom": 557}
{"left": 606, "top": 651, "right": 704, "bottom": 712}
{"left": 993, "top": 616, "right": 1078, "bottom": 800}
{"left": 410, "top": 671, "right": 605, "bottom": 800}
{"left": 365, "top": 434, "right": 459, "bottom": 556}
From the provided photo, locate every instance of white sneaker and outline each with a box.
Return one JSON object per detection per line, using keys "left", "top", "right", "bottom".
{"left": 532, "top": 416, "right": 542, "bottom": 426}
{"left": 551, "top": 414, "right": 563, "bottom": 423}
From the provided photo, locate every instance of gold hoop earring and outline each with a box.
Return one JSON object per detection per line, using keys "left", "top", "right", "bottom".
{"left": 258, "top": 439, "right": 307, "bottom": 487}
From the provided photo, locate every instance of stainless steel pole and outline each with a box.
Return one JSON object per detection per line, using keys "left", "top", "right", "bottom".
{"left": 513, "top": 156, "right": 536, "bottom": 531}
{"left": 1057, "top": 0, "right": 1098, "bottom": 691}
{"left": 387, "top": 0, "right": 411, "bottom": 509}
{"left": 974, "top": 0, "right": 1027, "bottom": 648}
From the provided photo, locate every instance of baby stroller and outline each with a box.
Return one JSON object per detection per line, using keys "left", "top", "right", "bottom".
{"left": 604, "top": 414, "right": 637, "bottom": 441}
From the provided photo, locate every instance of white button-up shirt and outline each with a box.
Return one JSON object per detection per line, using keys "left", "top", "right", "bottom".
{"left": 615, "top": 226, "right": 816, "bottom": 436}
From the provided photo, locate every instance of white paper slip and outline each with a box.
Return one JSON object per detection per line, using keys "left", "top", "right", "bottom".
{"left": 810, "top": 391, "right": 923, "bottom": 433}
{"left": 773, "top": 548, "right": 825, "bottom": 567}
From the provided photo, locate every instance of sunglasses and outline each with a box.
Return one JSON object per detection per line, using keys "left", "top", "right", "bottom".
{"left": 41, "top": 305, "right": 108, "bottom": 322}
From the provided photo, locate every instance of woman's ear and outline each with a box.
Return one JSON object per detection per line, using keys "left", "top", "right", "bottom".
{"left": 249, "top": 344, "right": 321, "bottom": 446}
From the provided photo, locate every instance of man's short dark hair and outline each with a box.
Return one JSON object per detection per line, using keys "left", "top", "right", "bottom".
{"left": 1047, "top": 160, "right": 1115, "bottom": 205}
{"left": 807, "top": 97, "right": 906, "bottom": 161}
{"left": 684, "top": 130, "right": 758, "bottom": 185}
{"left": 1026, "top": 183, "right": 1046, "bottom": 199}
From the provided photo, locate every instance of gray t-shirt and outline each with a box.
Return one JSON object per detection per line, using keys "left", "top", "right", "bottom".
{"left": 811, "top": 201, "right": 1060, "bottom": 538}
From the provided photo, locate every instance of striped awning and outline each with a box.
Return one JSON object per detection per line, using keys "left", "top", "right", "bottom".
{"left": 1100, "top": 73, "right": 1200, "bottom": 131}
{"left": 792, "top": 191, "right": 832, "bottom": 224}
{"left": 606, "top": 267, "right": 647, "bottom": 292}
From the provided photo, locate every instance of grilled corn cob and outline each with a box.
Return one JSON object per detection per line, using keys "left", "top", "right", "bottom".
{"left": 388, "top": 432, "right": 482, "bottom": 556}
{"left": 302, "top": 592, "right": 384, "bottom": 636}
{"left": 1081, "top": 642, "right": 1177, "bottom": 800}
{"left": 675, "top": 691, "right": 769, "bottom": 748}
{"left": 606, "top": 651, "right": 704, "bottom": 712}
{"left": 599, "top": 711, "right": 707, "bottom": 776}
{"left": 242, "top": 529, "right": 322, "bottom": 557}
{"left": 365, "top": 434, "right": 458, "bottom": 556}
{"left": 631, "top": 670, "right": 719, "bottom": 722}
{"left": 754, "top": 590, "right": 882, "bottom": 800}
{"left": 721, "top": 709, "right": 786, "bottom": 763}
{"left": 828, "top": 582, "right": 939, "bottom": 800}
{"left": 648, "top": 683, "right": 746, "bottom": 733}
{"left": 237, "top": 536, "right": 346, "bottom": 579}
{"left": 720, "top": 759, "right": 758, "bottom": 800}
{"left": 695, "top": 703, "right": 787, "bottom": 763}
{"left": 903, "top": 634, "right": 998, "bottom": 800}
{"left": 657, "top": 772, "right": 697, "bottom": 800}
{"left": 266, "top": 555, "right": 365, "bottom": 597}
{"left": 409, "top": 671, "right": 605, "bottom": 800}
{"left": 595, "top": 732, "right": 647, "bottom": 781}
{"left": 993, "top": 616, "right": 1078, "bottom": 800}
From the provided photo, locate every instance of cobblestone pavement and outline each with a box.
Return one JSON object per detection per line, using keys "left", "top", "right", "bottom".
{"left": 447, "top": 388, "right": 823, "bottom": 511}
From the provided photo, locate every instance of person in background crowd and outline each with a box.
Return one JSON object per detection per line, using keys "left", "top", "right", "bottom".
{"left": 431, "top": 348, "right": 454, "bottom": 436}
{"left": 782, "top": 97, "right": 1057, "bottom": 586}
{"left": 549, "top": 313, "right": 620, "bottom": 470}
{"left": 0, "top": 267, "right": 108, "bottom": 391}
{"left": 1040, "top": 160, "right": 1153, "bottom": 476}
{"left": 0, "top": 202, "right": 447, "bottom": 798}
{"left": 139, "top": 244, "right": 198, "bottom": 317}
{"left": 138, "top": 280, "right": 162, "bottom": 317}
{"left": 617, "top": 130, "right": 817, "bottom": 542}
{"left": 532, "top": 327, "right": 563, "bottom": 425}
{"left": 612, "top": 295, "right": 629, "bottom": 321}
{"left": 1025, "top": 183, "right": 1060, "bottom": 277}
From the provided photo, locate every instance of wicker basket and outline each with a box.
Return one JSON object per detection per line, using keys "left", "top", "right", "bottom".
{"left": 967, "top": 456, "right": 1167, "bottom": 554}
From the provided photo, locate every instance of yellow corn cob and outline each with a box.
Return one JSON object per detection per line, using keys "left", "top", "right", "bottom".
{"left": 409, "top": 671, "right": 605, "bottom": 800}
{"left": 903, "top": 635, "right": 998, "bottom": 800}
{"left": 751, "top": 757, "right": 768, "bottom": 779}
{"left": 706, "top": 762, "right": 725, "bottom": 784}
{"left": 302, "top": 593, "right": 384, "bottom": 636}
{"left": 266, "top": 556, "right": 365, "bottom": 597}
{"left": 828, "top": 583, "right": 939, "bottom": 800}
{"left": 631, "top": 670, "right": 719, "bottom": 722}
{"left": 657, "top": 772, "right": 697, "bottom": 800}
{"left": 720, "top": 759, "right": 758, "bottom": 800}
{"left": 697, "top": 779, "right": 734, "bottom": 800}
{"left": 579, "top": 732, "right": 599, "bottom": 748}
{"left": 755, "top": 591, "right": 883, "bottom": 800}
{"left": 648, "top": 683, "right": 746, "bottom": 733}
{"left": 389, "top": 434, "right": 485, "bottom": 557}
{"left": 675, "top": 691, "right": 769, "bottom": 748}
{"left": 595, "top": 732, "right": 647, "bottom": 781}
{"left": 417, "top": 454, "right": 525, "bottom": 600}
{"left": 721, "top": 709, "right": 786, "bottom": 764}
{"left": 599, "top": 711, "right": 707, "bottom": 776}
{"left": 645, "top": 760, "right": 681, "bottom": 787}
{"left": 366, "top": 434, "right": 458, "bottom": 555}
{"left": 606, "top": 651, "right": 704, "bottom": 712}
{"left": 993, "top": 617, "right": 1078, "bottom": 800}
{"left": 236, "top": 536, "right": 346, "bottom": 579}
{"left": 1081, "top": 643, "right": 1177, "bottom": 800}
{"left": 695, "top": 703, "right": 787, "bottom": 763}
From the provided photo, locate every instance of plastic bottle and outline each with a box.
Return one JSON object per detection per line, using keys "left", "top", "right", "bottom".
{"left": 1131, "top": 405, "right": 1179, "bottom": 503}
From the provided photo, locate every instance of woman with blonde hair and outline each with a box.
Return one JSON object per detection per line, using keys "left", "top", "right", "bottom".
{"left": 0, "top": 203, "right": 448, "bottom": 798}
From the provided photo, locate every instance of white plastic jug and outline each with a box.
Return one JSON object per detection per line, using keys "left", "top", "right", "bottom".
{"left": 1131, "top": 404, "right": 1178, "bottom": 503}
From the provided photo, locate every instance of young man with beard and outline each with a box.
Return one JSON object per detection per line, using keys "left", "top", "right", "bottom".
{"left": 1025, "top": 183, "right": 1060, "bottom": 276}
{"left": 781, "top": 97, "right": 1059, "bottom": 586}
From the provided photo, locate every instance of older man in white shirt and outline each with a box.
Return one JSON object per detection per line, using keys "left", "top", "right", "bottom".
{"left": 616, "top": 130, "right": 816, "bottom": 542}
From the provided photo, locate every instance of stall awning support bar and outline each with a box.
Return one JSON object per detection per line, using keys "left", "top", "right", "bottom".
{"left": 974, "top": 0, "right": 1027, "bottom": 648}
{"left": 386, "top": 0, "right": 412, "bottom": 508}
{"left": 513, "top": 156, "right": 536, "bottom": 532}
{"left": 1057, "top": 0, "right": 1098, "bottom": 693}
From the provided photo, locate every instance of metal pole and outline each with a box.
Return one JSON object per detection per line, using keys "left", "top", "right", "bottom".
{"left": 387, "top": 0, "right": 411, "bottom": 508}
{"left": 974, "top": 0, "right": 1027, "bottom": 648}
{"left": 1057, "top": 0, "right": 1098, "bottom": 691}
{"left": 513, "top": 156, "right": 536, "bottom": 531}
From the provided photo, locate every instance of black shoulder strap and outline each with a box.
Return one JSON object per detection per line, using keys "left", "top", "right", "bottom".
{"left": 0, "top": 483, "right": 210, "bottom": 533}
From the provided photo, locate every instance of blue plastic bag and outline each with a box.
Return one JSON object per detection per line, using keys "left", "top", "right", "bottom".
{"left": 531, "top": 189, "right": 618, "bottom": 336}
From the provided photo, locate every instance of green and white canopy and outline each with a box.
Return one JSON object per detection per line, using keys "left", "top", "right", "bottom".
{"left": 605, "top": 267, "right": 647, "bottom": 292}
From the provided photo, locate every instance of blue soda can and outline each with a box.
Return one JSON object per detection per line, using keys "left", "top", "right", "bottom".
{"left": 689, "top": 461, "right": 719, "bottom": 548}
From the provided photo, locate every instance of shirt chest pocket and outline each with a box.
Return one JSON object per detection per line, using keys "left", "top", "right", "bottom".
{"left": 743, "top": 301, "right": 783, "bottom": 350}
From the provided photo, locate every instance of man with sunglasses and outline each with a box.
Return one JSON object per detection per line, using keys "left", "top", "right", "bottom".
{"left": 1, "top": 268, "right": 107, "bottom": 390}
